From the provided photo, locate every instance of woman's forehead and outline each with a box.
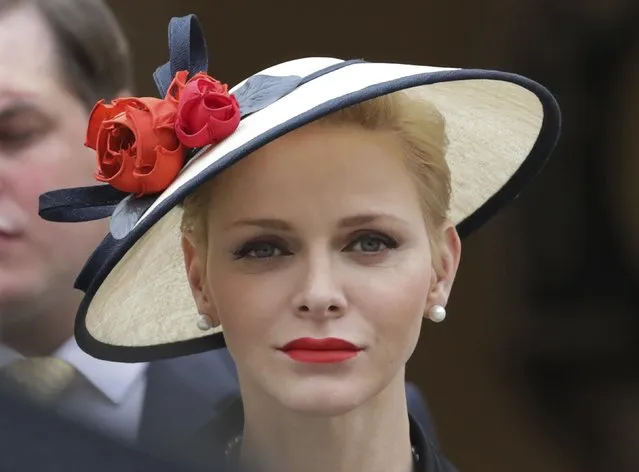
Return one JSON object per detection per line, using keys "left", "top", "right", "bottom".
{"left": 207, "top": 124, "right": 423, "bottom": 223}
{"left": 217, "top": 124, "right": 408, "bottom": 186}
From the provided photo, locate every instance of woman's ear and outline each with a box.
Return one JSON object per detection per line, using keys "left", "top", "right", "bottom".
{"left": 182, "top": 234, "right": 219, "bottom": 325}
{"left": 425, "top": 222, "right": 462, "bottom": 316}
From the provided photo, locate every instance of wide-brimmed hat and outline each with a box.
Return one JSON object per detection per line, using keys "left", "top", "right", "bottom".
{"left": 40, "top": 14, "right": 561, "bottom": 363}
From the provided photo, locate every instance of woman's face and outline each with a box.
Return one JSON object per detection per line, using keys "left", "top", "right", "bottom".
{"left": 185, "top": 122, "right": 460, "bottom": 415}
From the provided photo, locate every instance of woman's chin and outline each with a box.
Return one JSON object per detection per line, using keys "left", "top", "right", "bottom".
{"left": 271, "top": 382, "right": 373, "bottom": 417}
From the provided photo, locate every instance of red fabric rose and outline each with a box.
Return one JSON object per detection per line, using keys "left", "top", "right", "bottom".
{"left": 86, "top": 96, "right": 186, "bottom": 196}
{"left": 175, "top": 72, "right": 240, "bottom": 148}
{"left": 165, "top": 70, "right": 189, "bottom": 105}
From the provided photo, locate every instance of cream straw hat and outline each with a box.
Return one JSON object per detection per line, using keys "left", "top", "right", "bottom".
{"left": 39, "top": 14, "right": 561, "bottom": 362}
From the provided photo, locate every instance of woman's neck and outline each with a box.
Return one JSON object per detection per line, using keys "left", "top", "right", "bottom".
{"left": 239, "top": 375, "right": 414, "bottom": 472}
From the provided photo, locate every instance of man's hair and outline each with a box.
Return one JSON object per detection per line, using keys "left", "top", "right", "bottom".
{"left": 1, "top": 0, "right": 133, "bottom": 109}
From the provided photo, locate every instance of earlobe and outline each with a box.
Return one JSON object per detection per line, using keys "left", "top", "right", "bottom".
{"left": 425, "top": 222, "right": 462, "bottom": 319}
{"left": 181, "top": 235, "right": 219, "bottom": 326}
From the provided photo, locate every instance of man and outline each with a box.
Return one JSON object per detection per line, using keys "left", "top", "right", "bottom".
{"left": 0, "top": 0, "right": 238, "bottom": 462}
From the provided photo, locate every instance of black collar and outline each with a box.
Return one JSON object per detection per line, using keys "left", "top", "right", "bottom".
{"left": 409, "top": 412, "right": 459, "bottom": 472}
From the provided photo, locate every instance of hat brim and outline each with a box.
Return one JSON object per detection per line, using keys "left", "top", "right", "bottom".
{"left": 75, "top": 58, "right": 561, "bottom": 363}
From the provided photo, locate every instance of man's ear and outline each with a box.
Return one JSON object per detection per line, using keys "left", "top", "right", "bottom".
{"left": 182, "top": 234, "right": 219, "bottom": 324}
{"left": 425, "top": 222, "right": 462, "bottom": 314}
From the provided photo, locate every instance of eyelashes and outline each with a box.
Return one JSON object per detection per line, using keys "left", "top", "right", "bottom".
{"left": 232, "top": 237, "right": 291, "bottom": 260}
{"left": 344, "top": 231, "right": 398, "bottom": 253}
{"left": 232, "top": 231, "right": 399, "bottom": 261}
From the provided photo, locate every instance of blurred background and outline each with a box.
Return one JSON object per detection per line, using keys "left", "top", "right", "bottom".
{"left": 105, "top": 0, "right": 639, "bottom": 470}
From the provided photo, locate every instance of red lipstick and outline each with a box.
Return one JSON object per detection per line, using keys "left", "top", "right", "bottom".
{"left": 279, "top": 337, "right": 361, "bottom": 363}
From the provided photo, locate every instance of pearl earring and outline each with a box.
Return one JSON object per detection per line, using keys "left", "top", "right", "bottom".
{"left": 196, "top": 313, "right": 215, "bottom": 331}
{"left": 427, "top": 305, "right": 446, "bottom": 323}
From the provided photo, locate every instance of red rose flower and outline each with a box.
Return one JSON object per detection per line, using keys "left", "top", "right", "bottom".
{"left": 86, "top": 97, "right": 186, "bottom": 196}
{"left": 175, "top": 72, "right": 240, "bottom": 148}
{"left": 165, "top": 70, "right": 189, "bottom": 104}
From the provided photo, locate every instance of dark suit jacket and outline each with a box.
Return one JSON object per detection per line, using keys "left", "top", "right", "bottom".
{"left": 137, "top": 348, "right": 240, "bottom": 462}
{"left": 137, "top": 347, "right": 438, "bottom": 464}
{"left": 0, "top": 389, "right": 204, "bottom": 472}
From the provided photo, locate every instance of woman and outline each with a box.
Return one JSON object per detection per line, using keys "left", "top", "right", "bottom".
{"left": 39, "top": 13, "right": 562, "bottom": 472}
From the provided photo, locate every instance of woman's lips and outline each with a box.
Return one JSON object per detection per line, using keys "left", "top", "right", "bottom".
{"left": 278, "top": 337, "right": 362, "bottom": 364}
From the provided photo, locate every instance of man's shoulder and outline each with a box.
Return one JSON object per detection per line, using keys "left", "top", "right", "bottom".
{"left": 150, "top": 348, "right": 236, "bottom": 376}
{"left": 0, "top": 390, "right": 190, "bottom": 472}
{"left": 138, "top": 348, "right": 240, "bottom": 456}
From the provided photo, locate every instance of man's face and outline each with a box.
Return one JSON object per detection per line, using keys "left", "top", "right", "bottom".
{"left": 0, "top": 5, "right": 108, "bottom": 325}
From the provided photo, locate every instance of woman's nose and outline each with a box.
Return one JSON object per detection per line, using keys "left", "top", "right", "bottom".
{"left": 291, "top": 254, "right": 347, "bottom": 319}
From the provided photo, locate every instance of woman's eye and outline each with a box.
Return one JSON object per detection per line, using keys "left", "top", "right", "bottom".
{"left": 233, "top": 240, "right": 290, "bottom": 259}
{"left": 347, "top": 233, "right": 398, "bottom": 253}
{"left": 249, "top": 242, "right": 280, "bottom": 258}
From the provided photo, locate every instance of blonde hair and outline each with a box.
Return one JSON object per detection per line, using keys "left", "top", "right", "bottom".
{"left": 181, "top": 87, "right": 451, "bottom": 265}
